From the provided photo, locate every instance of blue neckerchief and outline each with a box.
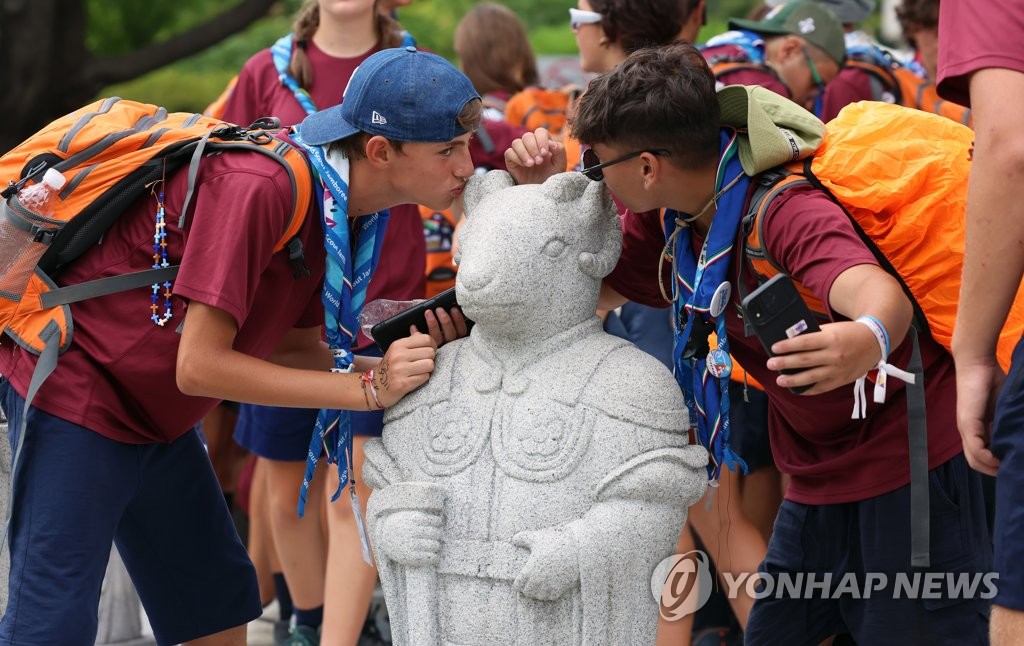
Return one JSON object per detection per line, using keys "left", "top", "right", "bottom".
{"left": 271, "top": 35, "right": 319, "bottom": 116}
{"left": 271, "top": 31, "right": 419, "bottom": 117}
{"left": 290, "top": 128, "right": 389, "bottom": 517}
{"left": 667, "top": 130, "right": 750, "bottom": 481}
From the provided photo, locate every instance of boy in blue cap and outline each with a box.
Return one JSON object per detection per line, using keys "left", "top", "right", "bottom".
{"left": 0, "top": 47, "right": 478, "bottom": 646}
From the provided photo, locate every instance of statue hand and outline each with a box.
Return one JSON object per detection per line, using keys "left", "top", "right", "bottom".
{"left": 511, "top": 528, "right": 579, "bottom": 601}
{"left": 376, "top": 509, "right": 443, "bottom": 567}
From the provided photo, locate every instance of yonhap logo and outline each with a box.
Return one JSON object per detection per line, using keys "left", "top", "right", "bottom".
{"left": 651, "top": 550, "right": 714, "bottom": 620}
{"left": 651, "top": 549, "right": 998, "bottom": 621}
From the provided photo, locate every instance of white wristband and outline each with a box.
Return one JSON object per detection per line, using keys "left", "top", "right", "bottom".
{"left": 855, "top": 315, "right": 890, "bottom": 363}
{"left": 850, "top": 316, "right": 914, "bottom": 419}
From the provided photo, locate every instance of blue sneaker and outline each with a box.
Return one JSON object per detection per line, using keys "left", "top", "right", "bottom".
{"left": 273, "top": 619, "right": 292, "bottom": 646}
{"left": 282, "top": 624, "right": 320, "bottom": 646}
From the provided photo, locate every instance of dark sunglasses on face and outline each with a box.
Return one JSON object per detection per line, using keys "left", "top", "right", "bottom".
{"left": 579, "top": 147, "right": 672, "bottom": 181}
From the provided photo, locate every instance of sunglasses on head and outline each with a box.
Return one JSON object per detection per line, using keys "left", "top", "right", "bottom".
{"left": 579, "top": 147, "right": 671, "bottom": 181}
{"left": 569, "top": 8, "right": 603, "bottom": 30}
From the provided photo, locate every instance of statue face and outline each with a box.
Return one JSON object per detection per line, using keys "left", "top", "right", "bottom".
{"left": 456, "top": 172, "right": 621, "bottom": 338}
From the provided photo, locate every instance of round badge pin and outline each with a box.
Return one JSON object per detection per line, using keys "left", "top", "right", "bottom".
{"left": 706, "top": 348, "right": 733, "bottom": 380}
{"left": 710, "top": 281, "right": 731, "bottom": 318}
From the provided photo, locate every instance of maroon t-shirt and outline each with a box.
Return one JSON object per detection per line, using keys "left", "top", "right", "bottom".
{"left": 471, "top": 119, "right": 527, "bottom": 171}
{"left": 937, "top": 0, "right": 1024, "bottom": 107}
{"left": 819, "top": 66, "right": 888, "bottom": 122}
{"left": 222, "top": 40, "right": 426, "bottom": 346}
{"left": 606, "top": 183, "right": 962, "bottom": 504}
{"left": 0, "top": 148, "right": 327, "bottom": 444}
{"left": 716, "top": 67, "right": 790, "bottom": 99}
{"left": 701, "top": 44, "right": 791, "bottom": 99}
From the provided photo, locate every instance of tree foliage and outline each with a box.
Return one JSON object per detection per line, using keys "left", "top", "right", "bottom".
{"left": 0, "top": 0, "right": 282, "bottom": 153}
{"left": 1, "top": 0, "right": 770, "bottom": 155}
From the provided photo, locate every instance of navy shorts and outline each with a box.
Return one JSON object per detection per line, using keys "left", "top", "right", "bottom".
{"left": 746, "top": 454, "right": 991, "bottom": 645}
{"left": 0, "top": 379, "right": 262, "bottom": 646}
{"left": 233, "top": 347, "right": 385, "bottom": 461}
{"left": 991, "top": 334, "right": 1024, "bottom": 610}
{"left": 726, "top": 381, "right": 774, "bottom": 473}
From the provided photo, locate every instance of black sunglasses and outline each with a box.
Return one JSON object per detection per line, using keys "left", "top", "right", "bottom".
{"left": 580, "top": 147, "right": 671, "bottom": 181}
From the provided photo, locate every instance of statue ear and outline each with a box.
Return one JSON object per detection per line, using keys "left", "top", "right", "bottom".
{"left": 578, "top": 179, "right": 622, "bottom": 279}
{"left": 540, "top": 171, "right": 591, "bottom": 203}
{"left": 463, "top": 170, "right": 515, "bottom": 218}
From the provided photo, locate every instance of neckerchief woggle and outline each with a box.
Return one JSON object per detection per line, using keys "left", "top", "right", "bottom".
{"left": 667, "top": 129, "right": 750, "bottom": 482}
{"left": 271, "top": 32, "right": 418, "bottom": 117}
{"left": 290, "top": 127, "right": 388, "bottom": 564}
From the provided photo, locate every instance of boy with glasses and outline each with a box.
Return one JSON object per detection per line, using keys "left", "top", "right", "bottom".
{"left": 505, "top": 41, "right": 989, "bottom": 644}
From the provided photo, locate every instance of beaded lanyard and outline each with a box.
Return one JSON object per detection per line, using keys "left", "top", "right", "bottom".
{"left": 150, "top": 183, "right": 173, "bottom": 326}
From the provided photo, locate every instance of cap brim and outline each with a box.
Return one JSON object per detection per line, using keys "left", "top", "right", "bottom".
{"left": 727, "top": 17, "right": 790, "bottom": 36}
{"left": 295, "top": 103, "right": 359, "bottom": 146}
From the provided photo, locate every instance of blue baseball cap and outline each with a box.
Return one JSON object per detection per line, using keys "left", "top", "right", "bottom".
{"left": 297, "top": 47, "right": 480, "bottom": 146}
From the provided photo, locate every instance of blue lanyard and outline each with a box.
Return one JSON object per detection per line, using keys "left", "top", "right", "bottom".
{"left": 668, "top": 130, "right": 750, "bottom": 481}
{"left": 290, "top": 128, "right": 388, "bottom": 516}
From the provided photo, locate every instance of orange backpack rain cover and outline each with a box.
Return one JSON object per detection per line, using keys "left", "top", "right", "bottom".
{"left": 811, "top": 102, "right": 1023, "bottom": 369}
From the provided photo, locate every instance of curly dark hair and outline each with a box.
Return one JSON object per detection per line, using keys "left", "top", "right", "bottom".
{"left": 896, "top": 0, "right": 939, "bottom": 36}
{"left": 586, "top": 0, "right": 690, "bottom": 53}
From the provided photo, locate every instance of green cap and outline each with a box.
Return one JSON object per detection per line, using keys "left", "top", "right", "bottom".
{"left": 717, "top": 85, "right": 825, "bottom": 175}
{"left": 729, "top": 0, "right": 846, "bottom": 66}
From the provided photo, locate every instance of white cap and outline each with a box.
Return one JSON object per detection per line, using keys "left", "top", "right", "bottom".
{"left": 41, "top": 168, "right": 66, "bottom": 190}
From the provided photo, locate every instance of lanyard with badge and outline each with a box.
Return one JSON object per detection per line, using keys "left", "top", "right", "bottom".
{"left": 291, "top": 127, "right": 388, "bottom": 564}
{"left": 664, "top": 129, "right": 750, "bottom": 482}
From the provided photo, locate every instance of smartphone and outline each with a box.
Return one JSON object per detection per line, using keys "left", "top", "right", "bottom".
{"left": 370, "top": 287, "right": 474, "bottom": 353}
{"left": 741, "top": 273, "right": 821, "bottom": 394}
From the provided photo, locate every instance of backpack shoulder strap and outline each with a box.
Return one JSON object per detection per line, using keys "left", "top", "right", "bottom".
{"left": 38, "top": 130, "right": 314, "bottom": 308}
{"left": 739, "top": 167, "right": 829, "bottom": 319}
{"left": 218, "top": 129, "right": 314, "bottom": 277}
{"left": 177, "top": 125, "right": 311, "bottom": 252}
{"left": 845, "top": 49, "right": 904, "bottom": 105}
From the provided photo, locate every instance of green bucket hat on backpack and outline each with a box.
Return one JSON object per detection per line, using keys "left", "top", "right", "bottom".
{"left": 717, "top": 84, "right": 826, "bottom": 175}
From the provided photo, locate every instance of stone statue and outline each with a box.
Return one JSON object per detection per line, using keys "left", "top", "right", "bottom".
{"left": 363, "top": 171, "right": 708, "bottom": 646}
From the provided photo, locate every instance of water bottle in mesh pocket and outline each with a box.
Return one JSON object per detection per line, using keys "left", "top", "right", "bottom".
{"left": 0, "top": 197, "right": 63, "bottom": 301}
